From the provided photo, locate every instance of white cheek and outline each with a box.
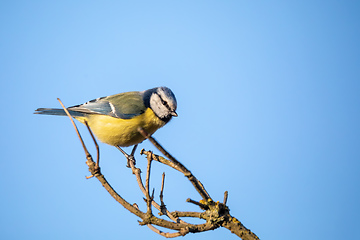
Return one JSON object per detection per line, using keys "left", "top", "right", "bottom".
{"left": 150, "top": 96, "right": 164, "bottom": 117}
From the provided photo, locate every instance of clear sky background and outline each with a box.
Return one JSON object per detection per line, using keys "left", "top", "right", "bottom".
{"left": 1, "top": 1, "right": 359, "bottom": 239}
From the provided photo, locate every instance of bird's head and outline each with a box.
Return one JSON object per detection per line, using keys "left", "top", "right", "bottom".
{"left": 148, "top": 87, "right": 177, "bottom": 122}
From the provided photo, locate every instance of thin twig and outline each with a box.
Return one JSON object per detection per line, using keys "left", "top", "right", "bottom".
{"left": 223, "top": 191, "right": 228, "bottom": 205}
{"left": 145, "top": 153, "right": 152, "bottom": 196}
{"left": 159, "top": 172, "right": 166, "bottom": 214}
{"left": 186, "top": 198, "right": 209, "bottom": 210}
{"left": 147, "top": 224, "right": 184, "bottom": 238}
{"left": 138, "top": 128, "right": 188, "bottom": 171}
{"left": 145, "top": 152, "right": 153, "bottom": 213}
{"left": 83, "top": 120, "right": 100, "bottom": 168}
{"left": 151, "top": 188, "right": 155, "bottom": 200}
{"left": 57, "top": 98, "right": 90, "bottom": 158}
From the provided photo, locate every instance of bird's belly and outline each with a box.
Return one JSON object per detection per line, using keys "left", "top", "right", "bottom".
{"left": 77, "top": 108, "right": 166, "bottom": 147}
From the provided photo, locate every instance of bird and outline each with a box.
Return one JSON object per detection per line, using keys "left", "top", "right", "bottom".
{"left": 35, "top": 86, "right": 178, "bottom": 163}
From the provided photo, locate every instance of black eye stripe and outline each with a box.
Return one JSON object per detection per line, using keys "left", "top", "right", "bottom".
{"left": 156, "top": 93, "right": 172, "bottom": 111}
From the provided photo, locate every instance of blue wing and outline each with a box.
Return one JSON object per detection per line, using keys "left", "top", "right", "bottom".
{"left": 35, "top": 91, "right": 147, "bottom": 119}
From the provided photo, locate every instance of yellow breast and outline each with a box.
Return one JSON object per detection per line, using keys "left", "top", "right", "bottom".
{"left": 75, "top": 108, "right": 166, "bottom": 147}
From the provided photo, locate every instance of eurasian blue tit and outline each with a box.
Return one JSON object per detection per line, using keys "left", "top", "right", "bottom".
{"left": 35, "top": 86, "right": 177, "bottom": 155}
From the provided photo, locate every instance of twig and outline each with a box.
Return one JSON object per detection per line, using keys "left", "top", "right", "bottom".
{"left": 147, "top": 224, "right": 183, "bottom": 238}
{"left": 223, "top": 191, "right": 228, "bottom": 205}
{"left": 171, "top": 211, "right": 202, "bottom": 218}
{"left": 186, "top": 198, "right": 209, "bottom": 210}
{"left": 83, "top": 120, "right": 100, "bottom": 168}
{"left": 145, "top": 152, "right": 152, "bottom": 202}
{"left": 159, "top": 172, "right": 166, "bottom": 214}
{"left": 57, "top": 98, "right": 90, "bottom": 159}
{"left": 145, "top": 152, "right": 154, "bottom": 215}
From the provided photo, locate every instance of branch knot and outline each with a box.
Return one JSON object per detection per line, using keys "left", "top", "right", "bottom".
{"left": 202, "top": 201, "right": 230, "bottom": 226}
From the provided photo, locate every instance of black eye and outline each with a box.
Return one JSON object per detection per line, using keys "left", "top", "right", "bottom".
{"left": 155, "top": 93, "right": 171, "bottom": 110}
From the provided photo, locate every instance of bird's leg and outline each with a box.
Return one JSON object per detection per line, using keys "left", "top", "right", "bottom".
{"left": 116, "top": 144, "right": 138, "bottom": 167}
{"left": 128, "top": 144, "right": 138, "bottom": 166}
{"left": 130, "top": 144, "right": 138, "bottom": 156}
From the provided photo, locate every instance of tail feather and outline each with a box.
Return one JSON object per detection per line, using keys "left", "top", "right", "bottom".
{"left": 34, "top": 108, "right": 85, "bottom": 117}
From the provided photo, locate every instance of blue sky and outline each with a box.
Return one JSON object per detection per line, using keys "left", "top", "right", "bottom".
{"left": 1, "top": 1, "right": 359, "bottom": 239}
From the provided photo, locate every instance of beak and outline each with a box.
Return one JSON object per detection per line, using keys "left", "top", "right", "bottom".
{"left": 171, "top": 111, "right": 178, "bottom": 117}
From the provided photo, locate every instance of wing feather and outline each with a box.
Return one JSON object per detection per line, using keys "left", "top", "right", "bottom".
{"left": 68, "top": 91, "right": 146, "bottom": 119}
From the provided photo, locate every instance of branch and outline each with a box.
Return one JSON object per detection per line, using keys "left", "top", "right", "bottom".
{"left": 140, "top": 151, "right": 260, "bottom": 240}
{"left": 57, "top": 99, "right": 260, "bottom": 239}
{"left": 86, "top": 151, "right": 215, "bottom": 233}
